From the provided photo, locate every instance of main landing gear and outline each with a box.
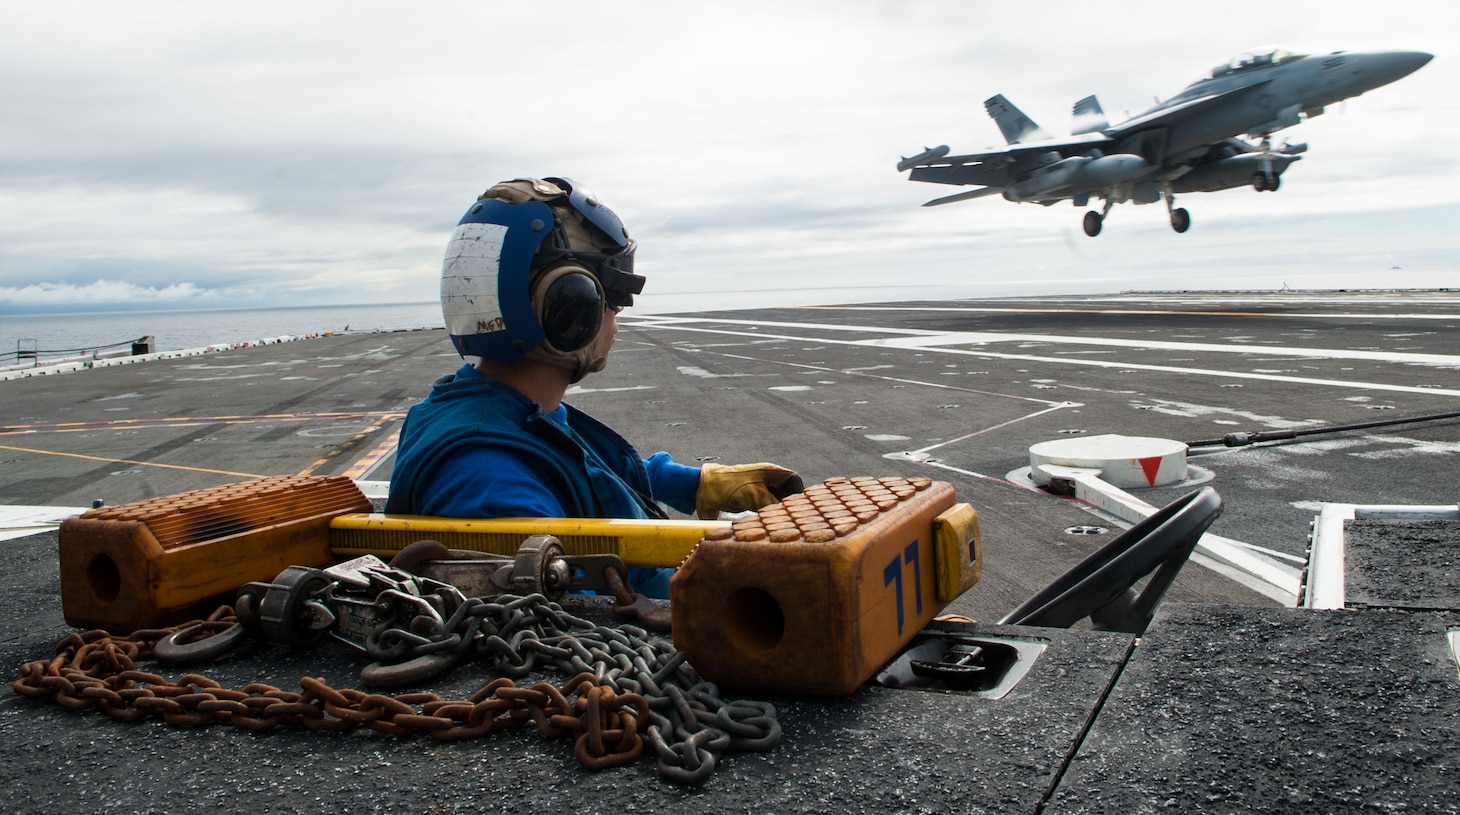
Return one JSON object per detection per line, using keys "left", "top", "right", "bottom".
{"left": 1169, "top": 205, "right": 1191, "bottom": 233}
{"left": 1163, "top": 187, "right": 1189, "bottom": 234}
{"left": 1082, "top": 199, "right": 1116, "bottom": 237}
{"left": 1080, "top": 195, "right": 1189, "bottom": 236}
{"left": 1251, "top": 136, "right": 1282, "bottom": 192}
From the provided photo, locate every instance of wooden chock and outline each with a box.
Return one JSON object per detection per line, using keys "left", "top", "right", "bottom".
{"left": 670, "top": 477, "right": 981, "bottom": 696}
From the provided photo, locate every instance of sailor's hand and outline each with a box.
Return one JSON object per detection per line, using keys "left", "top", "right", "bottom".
{"left": 695, "top": 462, "right": 804, "bottom": 519}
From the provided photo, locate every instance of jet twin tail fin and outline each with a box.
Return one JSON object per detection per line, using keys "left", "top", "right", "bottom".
{"left": 985, "top": 93, "right": 1110, "bottom": 142}
{"left": 984, "top": 94, "right": 1052, "bottom": 144}
{"left": 1072, "top": 95, "right": 1109, "bottom": 135}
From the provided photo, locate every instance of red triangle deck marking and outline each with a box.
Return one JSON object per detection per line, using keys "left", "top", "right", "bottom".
{"left": 1138, "top": 456, "right": 1163, "bottom": 486}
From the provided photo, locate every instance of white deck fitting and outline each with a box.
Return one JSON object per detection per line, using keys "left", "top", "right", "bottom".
{"left": 1029, "top": 434, "right": 1188, "bottom": 489}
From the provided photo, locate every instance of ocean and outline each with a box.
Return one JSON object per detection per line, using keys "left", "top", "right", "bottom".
{"left": 0, "top": 284, "right": 1018, "bottom": 363}
{"left": 1, "top": 302, "right": 444, "bottom": 363}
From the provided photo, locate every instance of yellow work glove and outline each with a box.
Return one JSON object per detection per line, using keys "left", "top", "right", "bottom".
{"left": 695, "top": 462, "right": 805, "bottom": 519}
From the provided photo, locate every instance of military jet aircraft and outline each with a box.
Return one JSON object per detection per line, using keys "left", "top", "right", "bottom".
{"left": 897, "top": 47, "right": 1432, "bottom": 236}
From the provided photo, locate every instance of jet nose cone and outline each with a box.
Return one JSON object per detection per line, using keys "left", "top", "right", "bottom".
{"left": 1356, "top": 50, "right": 1434, "bottom": 90}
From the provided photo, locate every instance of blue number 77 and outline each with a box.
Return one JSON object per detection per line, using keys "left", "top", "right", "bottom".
{"left": 882, "top": 541, "right": 923, "bottom": 635}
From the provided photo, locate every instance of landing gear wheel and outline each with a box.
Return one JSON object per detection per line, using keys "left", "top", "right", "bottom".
{"left": 512, "top": 535, "right": 570, "bottom": 600}
{"left": 997, "top": 487, "right": 1222, "bottom": 635}
{"left": 1082, "top": 210, "right": 1103, "bottom": 237}
{"left": 1170, "top": 207, "right": 1191, "bottom": 234}
{"left": 1252, "top": 172, "right": 1281, "bottom": 192}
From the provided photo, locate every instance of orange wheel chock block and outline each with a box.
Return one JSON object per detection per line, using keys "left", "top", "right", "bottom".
{"left": 59, "top": 475, "right": 372, "bottom": 633}
{"left": 670, "top": 477, "right": 981, "bottom": 696}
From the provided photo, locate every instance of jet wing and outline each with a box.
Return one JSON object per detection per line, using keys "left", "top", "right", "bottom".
{"left": 908, "top": 160, "right": 1011, "bottom": 188}
{"left": 906, "top": 132, "right": 1112, "bottom": 187}
{"left": 940, "top": 131, "right": 1112, "bottom": 164}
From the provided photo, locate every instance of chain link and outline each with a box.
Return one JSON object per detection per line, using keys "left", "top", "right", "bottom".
{"left": 12, "top": 594, "right": 779, "bottom": 784}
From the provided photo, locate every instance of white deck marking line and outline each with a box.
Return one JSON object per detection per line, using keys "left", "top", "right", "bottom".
{"left": 626, "top": 317, "right": 1460, "bottom": 398}
{"left": 910, "top": 402, "right": 1081, "bottom": 455}
{"left": 712, "top": 352, "right": 1064, "bottom": 406}
{"left": 864, "top": 332, "right": 1460, "bottom": 366}
{"left": 801, "top": 305, "right": 1460, "bottom": 320}
{"left": 0, "top": 506, "right": 85, "bottom": 542}
{"left": 881, "top": 453, "right": 1030, "bottom": 490}
{"left": 633, "top": 314, "right": 1460, "bottom": 366}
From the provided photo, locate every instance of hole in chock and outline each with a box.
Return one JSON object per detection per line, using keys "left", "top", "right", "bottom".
{"left": 723, "top": 587, "right": 785, "bottom": 653}
{"left": 88, "top": 554, "right": 122, "bottom": 602}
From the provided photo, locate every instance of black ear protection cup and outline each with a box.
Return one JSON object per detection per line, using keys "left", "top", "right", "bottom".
{"left": 532, "top": 265, "right": 604, "bottom": 353}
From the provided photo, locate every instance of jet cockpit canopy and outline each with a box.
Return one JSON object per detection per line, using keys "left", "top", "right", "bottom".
{"left": 1209, "top": 47, "right": 1306, "bottom": 79}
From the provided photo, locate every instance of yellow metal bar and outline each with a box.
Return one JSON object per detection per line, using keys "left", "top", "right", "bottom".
{"left": 328, "top": 513, "right": 729, "bottom": 568}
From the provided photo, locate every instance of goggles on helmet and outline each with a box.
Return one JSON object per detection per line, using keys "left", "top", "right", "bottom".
{"left": 535, "top": 239, "right": 643, "bottom": 308}
{"left": 540, "top": 177, "right": 646, "bottom": 308}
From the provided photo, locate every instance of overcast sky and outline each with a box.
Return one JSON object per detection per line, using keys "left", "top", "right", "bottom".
{"left": 1, "top": 1, "right": 1453, "bottom": 315}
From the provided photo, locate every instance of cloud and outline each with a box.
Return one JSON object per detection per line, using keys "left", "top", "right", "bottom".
{"left": 0, "top": 1, "right": 1453, "bottom": 314}
{"left": 0, "top": 280, "right": 210, "bottom": 307}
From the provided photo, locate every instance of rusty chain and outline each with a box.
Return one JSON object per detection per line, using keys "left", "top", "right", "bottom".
{"left": 357, "top": 589, "right": 781, "bottom": 783}
{"left": 13, "top": 594, "right": 779, "bottom": 784}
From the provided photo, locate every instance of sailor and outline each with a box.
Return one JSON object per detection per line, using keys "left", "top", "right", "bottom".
{"left": 385, "top": 177, "right": 803, "bottom": 597}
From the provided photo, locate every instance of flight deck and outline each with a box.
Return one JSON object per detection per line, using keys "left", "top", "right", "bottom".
{"left": 2, "top": 289, "right": 1457, "bottom": 812}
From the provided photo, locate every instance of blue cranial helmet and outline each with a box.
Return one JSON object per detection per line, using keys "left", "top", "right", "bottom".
{"left": 440, "top": 177, "right": 643, "bottom": 365}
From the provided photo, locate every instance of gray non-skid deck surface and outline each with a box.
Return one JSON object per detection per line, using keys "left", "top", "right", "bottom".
{"left": 1046, "top": 518, "right": 1460, "bottom": 814}
{"left": 1046, "top": 604, "right": 1460, "bottom": 814}
{"left": 0, "top": 526, "right": 1130, "bottom": 815}
{"left": 1346, "top": 519, "right": 1460, "bottom": 610}
{"left": 5, "top": 530, "right": 1458, "bottom": 813}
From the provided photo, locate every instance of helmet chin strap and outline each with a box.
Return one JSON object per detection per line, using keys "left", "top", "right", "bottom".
{"left": 525, "top": 339, "right": 607, "bottom": 384}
